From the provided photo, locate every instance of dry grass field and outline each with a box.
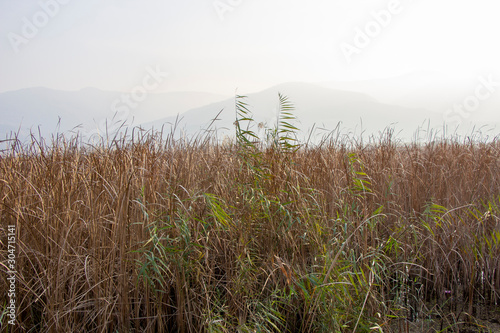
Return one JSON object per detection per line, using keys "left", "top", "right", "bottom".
{"left": 1, "top": 97, "right": 500, "bottom": 332}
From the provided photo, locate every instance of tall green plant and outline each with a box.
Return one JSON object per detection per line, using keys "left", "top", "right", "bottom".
{"left": 234, "top": 93, "right": 300, "bottom": 153}
{"left": 270, "top": 93, "right": 300, "bottom": 153}
{"left": 234, "top": 95, "right": 259, "bottom": 149}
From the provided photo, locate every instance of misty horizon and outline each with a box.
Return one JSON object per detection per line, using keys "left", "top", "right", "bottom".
{"left": 1, "top": 1, "right": 499, "bottom": 142}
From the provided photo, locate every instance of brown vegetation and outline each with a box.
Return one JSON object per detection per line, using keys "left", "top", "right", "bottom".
{"left": 1, "top": 116, "right": 500, "bottom": 332}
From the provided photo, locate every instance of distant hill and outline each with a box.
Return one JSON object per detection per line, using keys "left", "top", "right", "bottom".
{"left": 141, "top": 82, "right": 443, "bottom": 142}
{"left": 320, "top": 71, "right": 500, "bottom": 127}
{"left": 0, "top": 87, "right": 227, "bottom": 141}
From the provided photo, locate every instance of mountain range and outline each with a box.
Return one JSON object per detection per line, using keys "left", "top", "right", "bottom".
{"left": 1, "top": 73, "right": 499, "bottom": 145}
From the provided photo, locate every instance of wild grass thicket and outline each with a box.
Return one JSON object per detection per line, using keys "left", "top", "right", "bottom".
{"left": 1, "top": 95, "right": 500, "bottom": 332}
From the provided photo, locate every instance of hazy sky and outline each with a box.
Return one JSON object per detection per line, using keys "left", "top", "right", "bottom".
{"left": 1, "top": 0, "right": 500, "bottom": 95}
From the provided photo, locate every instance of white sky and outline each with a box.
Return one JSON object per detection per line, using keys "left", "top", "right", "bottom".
{"left": 1, "top": 0, "right": 500, "bottom": 95}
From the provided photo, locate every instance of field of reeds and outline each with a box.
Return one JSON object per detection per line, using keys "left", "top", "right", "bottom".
{"left": 1, "top": 96, "right": 500, "bottom": 332}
